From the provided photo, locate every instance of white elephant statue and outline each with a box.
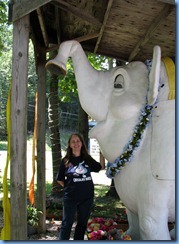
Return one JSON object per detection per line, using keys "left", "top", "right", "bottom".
{"left": 46, "top": 40, "right": 175, "bottom": 240}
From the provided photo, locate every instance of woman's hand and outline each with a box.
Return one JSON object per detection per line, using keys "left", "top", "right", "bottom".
{"left": 57, "top": 180, "right": 64, "bottom": 187}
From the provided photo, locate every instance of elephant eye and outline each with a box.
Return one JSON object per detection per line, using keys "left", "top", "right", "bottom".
{"left": 114, "top": 75, "right": 124, "bottom": 89}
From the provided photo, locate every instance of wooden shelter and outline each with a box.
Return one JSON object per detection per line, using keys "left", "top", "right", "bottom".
{"left": 9, "top": 0, "right": 175, "bottom": 240}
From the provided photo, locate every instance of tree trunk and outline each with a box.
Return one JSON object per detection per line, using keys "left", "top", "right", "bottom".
{"left": 78, "top": 100, "right": 89, "bottom": 149}
{"left": 48, "top": 51, "right": 63, "bottom": 197}
{"left": 105, "top": 179, "right": 119, "bottom": 198}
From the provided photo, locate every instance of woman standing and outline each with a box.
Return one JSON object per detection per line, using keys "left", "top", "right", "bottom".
{"left": 56, "top": 133, "right": 105, "bottom": 240}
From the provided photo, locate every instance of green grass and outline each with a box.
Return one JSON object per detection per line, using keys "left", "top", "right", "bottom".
{"left": 45, "top": 182, "right": 53, "bottom": 196}
{"left": 0, "top": 182, "right": 127, "bottom": 221}
{"left": 92, "top": 185, "right": 126, "bottom": 219}
{"left": 45, "top": 184, "right": 127, "bottom": 221}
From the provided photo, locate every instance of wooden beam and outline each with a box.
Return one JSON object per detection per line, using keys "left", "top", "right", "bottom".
{"left": 157, "top": 0, "right": 175, "bottom": 4}
{"left": 52, "top": 0, "right": 102, "bottom": 28}
{"left": 45, "top": 32, "right": 99, "bottom": 53}
{"left": 36, "top": 8, "right": 49, "bottom": 47}
{"left": 8, "top": 0, "right": 14, "bottom": 23}
{"left": 12, "top": 0, "right": 52, "bottom": 22}
{"left": 128, "top": 4, "right": 174, "bottom": 62}
{"left": 94, "top": 0, "right": 113, "bottom": 54}
{"left": 55, "top": 6, "right": 61, "bottom": 44}
{"left": 75, "top": 32, "right": 99, "bottom": 42}
{"left": 11, "top": 14, "right": 29, "bottom": 240}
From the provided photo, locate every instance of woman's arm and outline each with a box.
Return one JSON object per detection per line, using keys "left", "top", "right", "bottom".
{"left": 57, "top": 180, "right": 64, "bottom": 187}
{"left": 88, "top": 155, "right": 105, "bottom": 171}
{"left": 100, "top": 160, "right": 105, "bottom": 170}
{"left": 56, "top": 159, "right": 65, "bottom": 185}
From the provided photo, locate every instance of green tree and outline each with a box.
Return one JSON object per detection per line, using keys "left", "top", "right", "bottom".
{"left": 0, "top": 20, "right": 12, "bottom": 140}
{"left": 47, "top": 50, "right": 63, "bottom": 197}
{"left": 0, "top": 0, "right": 8, "bottom": 56}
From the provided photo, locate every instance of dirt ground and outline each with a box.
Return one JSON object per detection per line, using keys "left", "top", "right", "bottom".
{"left": 27, "top": 219, "right": 88, "bottom": 240}
{"left": 0, "top": 211, "right": 87, "bottom": 240}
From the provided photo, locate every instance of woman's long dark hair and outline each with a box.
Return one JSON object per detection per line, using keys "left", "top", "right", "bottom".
{"left": 64, "top": 133, "right": 89, "bottom": 161}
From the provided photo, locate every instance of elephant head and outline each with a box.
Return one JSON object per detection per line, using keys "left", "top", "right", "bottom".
{"left": 46, "top": 41, "right": 162, "bottom": 162}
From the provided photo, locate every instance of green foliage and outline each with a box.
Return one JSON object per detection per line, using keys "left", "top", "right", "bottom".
{"left": 58, "top": 58, "right": 77, "bottom": 103}
{"left": 88, "top": 52, "right": 111, "bottom": 70}
{"left": 0, "top": 1, "right": 7, "bottom": 22}
{"left": 0, "top": 0, "right": 8, "bottom": 55}
{"left": 27, "top": 205, "right": 43, "bottom": 227}
{"left": 0, "top": 17, "right": 12, "bottom": 139}
{"left": 0, "top": 141, "right": 7, "bottom": 150}
{"left": 57, "top": 53, "right": 111, "bottom": 104}
{"left": 28, "top": 40, "right": 37, "bottom": 96}
{"left": 45, "top": 182, "right": 53, "bottom": 196}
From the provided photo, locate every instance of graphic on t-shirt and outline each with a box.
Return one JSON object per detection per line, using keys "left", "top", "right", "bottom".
{"left": 74, "top": 161, "right": 88, "bottom": 177}
{"left": 66, "top": 161, "right": 89, "bottom": 178}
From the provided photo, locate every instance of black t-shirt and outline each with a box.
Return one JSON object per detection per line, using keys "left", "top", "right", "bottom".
{"left": 56, "top": 155, "right": 101, "bottom": 201}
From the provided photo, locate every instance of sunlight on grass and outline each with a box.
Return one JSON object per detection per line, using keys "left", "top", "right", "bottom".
{"left": 92, "top": 185, "right": 125, "bottom": 219}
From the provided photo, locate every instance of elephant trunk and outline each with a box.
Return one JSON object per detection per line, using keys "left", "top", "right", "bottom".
{"left": 46, "top": 40, "right": 91, "bottom": 76}
{"left": 46, "top": 40, "right": 112, "bottom": 121}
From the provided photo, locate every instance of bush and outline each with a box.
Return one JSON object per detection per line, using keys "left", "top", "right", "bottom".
{"left": 27, "top": 205, "right": 43, "bottom": 227}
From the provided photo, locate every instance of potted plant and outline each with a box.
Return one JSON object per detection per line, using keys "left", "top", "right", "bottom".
{"left": 27, "top": 205, "right": 43, "bottom": 235}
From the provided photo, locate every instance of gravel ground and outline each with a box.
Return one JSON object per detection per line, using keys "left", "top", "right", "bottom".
{"left": 28, "top": 219, "right": 61, "bottom": 240}
{"left": 28, "top": 219, "right": 88, "bottom": 240}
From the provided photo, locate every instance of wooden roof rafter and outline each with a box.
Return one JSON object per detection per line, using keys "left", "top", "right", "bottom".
{"left": 157, "top": 0, "right": 175, "bottom": 4}
{"left": 44, "top": 32, "right": 100, "bottom": 53}
{"left": 12, "top": 0, "right": 52, "bottom": 22}
{"left": 55, "top": 6, "right": 61, "bottom": 45}
{"left": 36, "top": 8, "right": 49, "bottom": 48}
{"left": 51, "top": 0, "right": 102, "bottom": 28}
{"left": 94, "top": 0, "right": 114, "bottom": 54}
{"left": 128, "top": 3, "right": 175, "bottom": 62}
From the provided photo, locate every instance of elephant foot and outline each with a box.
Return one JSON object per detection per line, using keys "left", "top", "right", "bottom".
{"left": 46, "top": 60, "right": 66, "bottom": 76}
{"left": 125, "top": 209, "right": 140, "bottom": 240}
{"left": 125, "top": 227, "right": 140, "bottom": 240}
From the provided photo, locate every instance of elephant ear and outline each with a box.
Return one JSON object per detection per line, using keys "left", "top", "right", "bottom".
{"left": 147, "top": 45, "right": 161, "bottom": 105}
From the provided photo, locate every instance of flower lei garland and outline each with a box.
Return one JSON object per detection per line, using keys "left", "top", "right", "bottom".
{"left": 106, "top": 104, "right": 153, "bottom": 178}
{"left": 107, "top": 59, "right": 155, "bottom": 179}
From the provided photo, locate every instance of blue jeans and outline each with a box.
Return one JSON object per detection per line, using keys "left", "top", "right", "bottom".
{"left": 59, "top": 197, "right": 94, "bottom": 240}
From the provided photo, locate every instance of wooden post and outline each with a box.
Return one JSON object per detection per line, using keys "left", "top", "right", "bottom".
{"left": 11, "top": 15, "right": 29, "bottom": 240}
{"left": 36, "top": 50, "right": 46, "bottom": 233}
